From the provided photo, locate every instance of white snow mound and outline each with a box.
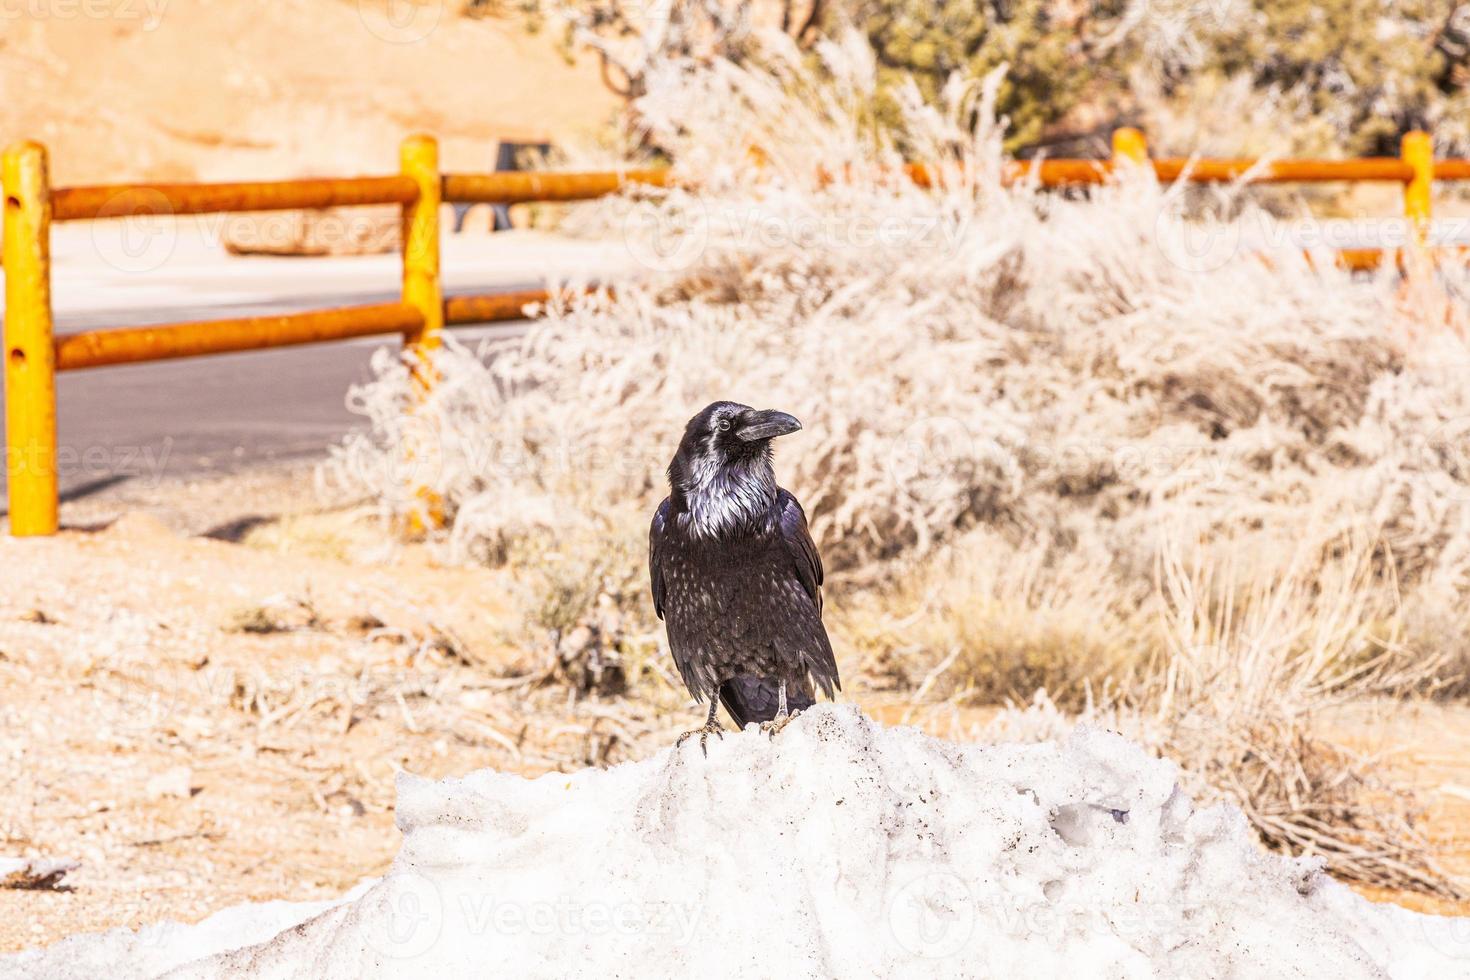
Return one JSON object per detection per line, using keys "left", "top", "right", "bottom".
{"left": 7, "top": 705, "right": 1470, "bottom": 979}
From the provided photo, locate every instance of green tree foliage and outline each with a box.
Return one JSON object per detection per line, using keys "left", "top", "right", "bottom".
{"left": 829, "top": 0, "right": 1470, "bottom": 153}
{"left": 849, "top": 0, "right": 1105, "bottom": 151}
{"left": 1204, "top": 0, "right": 1470, "bottom": 153}
{"left": 537, "top": 0, "right": 1470, "bottom": 154}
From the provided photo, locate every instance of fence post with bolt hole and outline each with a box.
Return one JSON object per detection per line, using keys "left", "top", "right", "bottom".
{"left": 398, "top": 134, "right": 446, "bottom": 534}
{"left": 1111, "top": 127, "right": 1149, "bottom": 169}
{"left": 3, "top": 140, "right": 59, "bottom": 537}
{"left": 1401, "top": 131, "right": 1433, "bottom": 249}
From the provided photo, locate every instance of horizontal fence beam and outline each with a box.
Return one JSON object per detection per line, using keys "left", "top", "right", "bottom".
{"left": 442, "top": 170, "right": 671, "bottom": 204}
{"left": 1338, "top": 249, "right": 1394, "bottom": 272}
{"left": 1332, "top": 246, "right": 1470, "bottom": 272}
{"left": 909, "top": 157, "right": 1439, "bottom": 189}
{"left": 1001, "top": 160, "right": 1111, "bottom": 186}
{"left": 1151, "top": 158, "right": 1415, "bottom": 183}
{"left": 445, "top": 289, "right": 554, "bottom": 325}
{"left": 1434, "top": 160, "right": 1470, "bottom": 180}
{"left": 54, "top": 302, "right": 425, "bottom": 371}
{"left": 51, "top": 176, "right": 419, "bottom": 222}
{"left": 50, "top": 289, "right": 600, "bottom": 373}
{"left": 444, "top": 285, "right": 615, "bottom": 326}
{"left": 990, "top": 158, "right": 1423, "bottom": 187}
{"left": 40, "top": 157, "right": 1470, "bottom": 226}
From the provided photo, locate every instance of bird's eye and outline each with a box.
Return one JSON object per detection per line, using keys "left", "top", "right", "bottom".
{"left": 717, "top": 418, "right": 732, "bottom": 432}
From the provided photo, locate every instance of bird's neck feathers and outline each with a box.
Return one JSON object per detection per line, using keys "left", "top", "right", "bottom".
{"left": 671, "top": 443, "right": 779, "bottom": 540}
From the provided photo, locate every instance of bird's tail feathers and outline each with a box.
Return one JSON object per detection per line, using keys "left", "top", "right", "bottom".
{"left": 718, "top": 675, "right": 817, "bottom": 729}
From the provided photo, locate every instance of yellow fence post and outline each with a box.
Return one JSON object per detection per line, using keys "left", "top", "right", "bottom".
{"left": 400, "top": 134, "right": 443, "bottom": 359}
{"left": 3, "top": 141, "right": 59, "bottom": 537}
{"left": 1112, "top": 127, "right": 1149, "bottom": 168}
{"left": 398, "top": 134, "right": 444, "bottom": 533}
{"left": 1401, "top": 130, "right": 1433, "bottom": 248}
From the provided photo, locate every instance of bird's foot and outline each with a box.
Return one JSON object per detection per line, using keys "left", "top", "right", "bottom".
{"left": 675, "top": 721, "right": 725, "bottom": 757}
{"left": 760, "top": 711, "right": 796, "bottom": 738}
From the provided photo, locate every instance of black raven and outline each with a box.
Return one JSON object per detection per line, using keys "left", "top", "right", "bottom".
{"left": 649, "top": 401, "right": 840, "bottom": 749}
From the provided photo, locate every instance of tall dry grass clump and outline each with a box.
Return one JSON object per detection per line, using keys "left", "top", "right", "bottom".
{"left": 322, "top": 34, "right": 1470, "bottom": 893}
{"left": 986, "top": 524, "right": 1460, "bottom": 895}
{"left": 1143, "top": 529, "right": 1448, "bottom": 893}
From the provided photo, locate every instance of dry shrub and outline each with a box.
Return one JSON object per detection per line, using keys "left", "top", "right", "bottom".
{"left": 327, "top": 41, "right": 1470, "bottom": 595}
{"left": 1146, "top": 528, "right": 1459, "bottom": 895}
{"left": 989, "top": 525, "right": 1460, "bottom": 896}
{"left": 225, "top": 594, "right": 325, "bottom": 635}
{"left": 321, "top": 35, "right": 1470, "bottom": 892}
{"left": 499, "top": 520, "right": 659, "bottom": 700}
{"left": 839, "top": 529, "right": 1148, "bottom": 703}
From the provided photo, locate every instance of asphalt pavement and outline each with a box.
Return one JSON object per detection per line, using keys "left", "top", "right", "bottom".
{"left": 0, "top": 219, "right": 637, "bottom": 509}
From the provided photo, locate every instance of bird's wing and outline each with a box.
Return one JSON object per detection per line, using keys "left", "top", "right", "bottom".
{"left": 648, "top": 496, "right": 671, "bottom": 621}
{"left": 776, "top": 489, "right": 824, "bottom": 613}
{"left": 777, "top": 489, "right": 841, "bottom": 694}
{"left": 649, "top": 495, "right": 720, "bottom": 700}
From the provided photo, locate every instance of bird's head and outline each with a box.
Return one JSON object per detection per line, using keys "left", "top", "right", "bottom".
{"left": 667, "top": 401, "right": 802, "bottom": 536}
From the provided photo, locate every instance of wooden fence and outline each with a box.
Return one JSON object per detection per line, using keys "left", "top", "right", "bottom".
{"left": 2, "top": 129, "right": 1463, "bottom": 535}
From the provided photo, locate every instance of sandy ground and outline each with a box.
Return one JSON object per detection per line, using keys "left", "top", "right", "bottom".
{"left": 0, "top": 463, "right": 682, "bottom": 951}
{"left": 1, "top": 462, "right": 1469, "bottom": 954}
{"left": 0, "top": 0, "right": 618, "bottom": 185}
{"left": 1326, "top": 700, "right": 1470, "bottom": 917}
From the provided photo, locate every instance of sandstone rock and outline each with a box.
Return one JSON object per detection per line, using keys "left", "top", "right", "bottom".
{"left": 220, "top": 206, "right": 399, "bottom": 257}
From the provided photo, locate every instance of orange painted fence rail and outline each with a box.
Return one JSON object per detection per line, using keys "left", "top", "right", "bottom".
{"left": 2, "top": 129, "right": 1466, "bottom": 535}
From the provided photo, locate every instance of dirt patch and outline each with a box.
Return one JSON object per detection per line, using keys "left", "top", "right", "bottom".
{"left": 0, "top": 468, "right": 675, "bottom": 951}
{"left": 1317, "top": 700, "right": 1470, "bottom": 918}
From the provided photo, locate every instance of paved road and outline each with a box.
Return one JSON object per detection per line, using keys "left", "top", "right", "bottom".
{"left": 0, "top": 221, "right": 636, "bottom": 509}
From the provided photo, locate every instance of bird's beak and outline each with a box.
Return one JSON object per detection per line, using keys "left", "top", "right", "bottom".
{"left": 735, "top": 409, "right": 802, "bottom": 442}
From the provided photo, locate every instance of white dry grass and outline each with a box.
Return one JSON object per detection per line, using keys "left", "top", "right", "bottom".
{"left": 321, "top": 34, "right": 1470, "bottom": 894}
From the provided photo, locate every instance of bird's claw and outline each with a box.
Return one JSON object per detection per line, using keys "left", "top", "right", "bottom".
{"left": 676, "top": 721, "right": 725, "bottom": 757}
{"left": 760, "top": 712, "right": 795, "bottom": 738}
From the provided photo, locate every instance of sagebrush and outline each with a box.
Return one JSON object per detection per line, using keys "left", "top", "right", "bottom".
{"left": 323, "top": 36, "right": 1470, "bottom": 893}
